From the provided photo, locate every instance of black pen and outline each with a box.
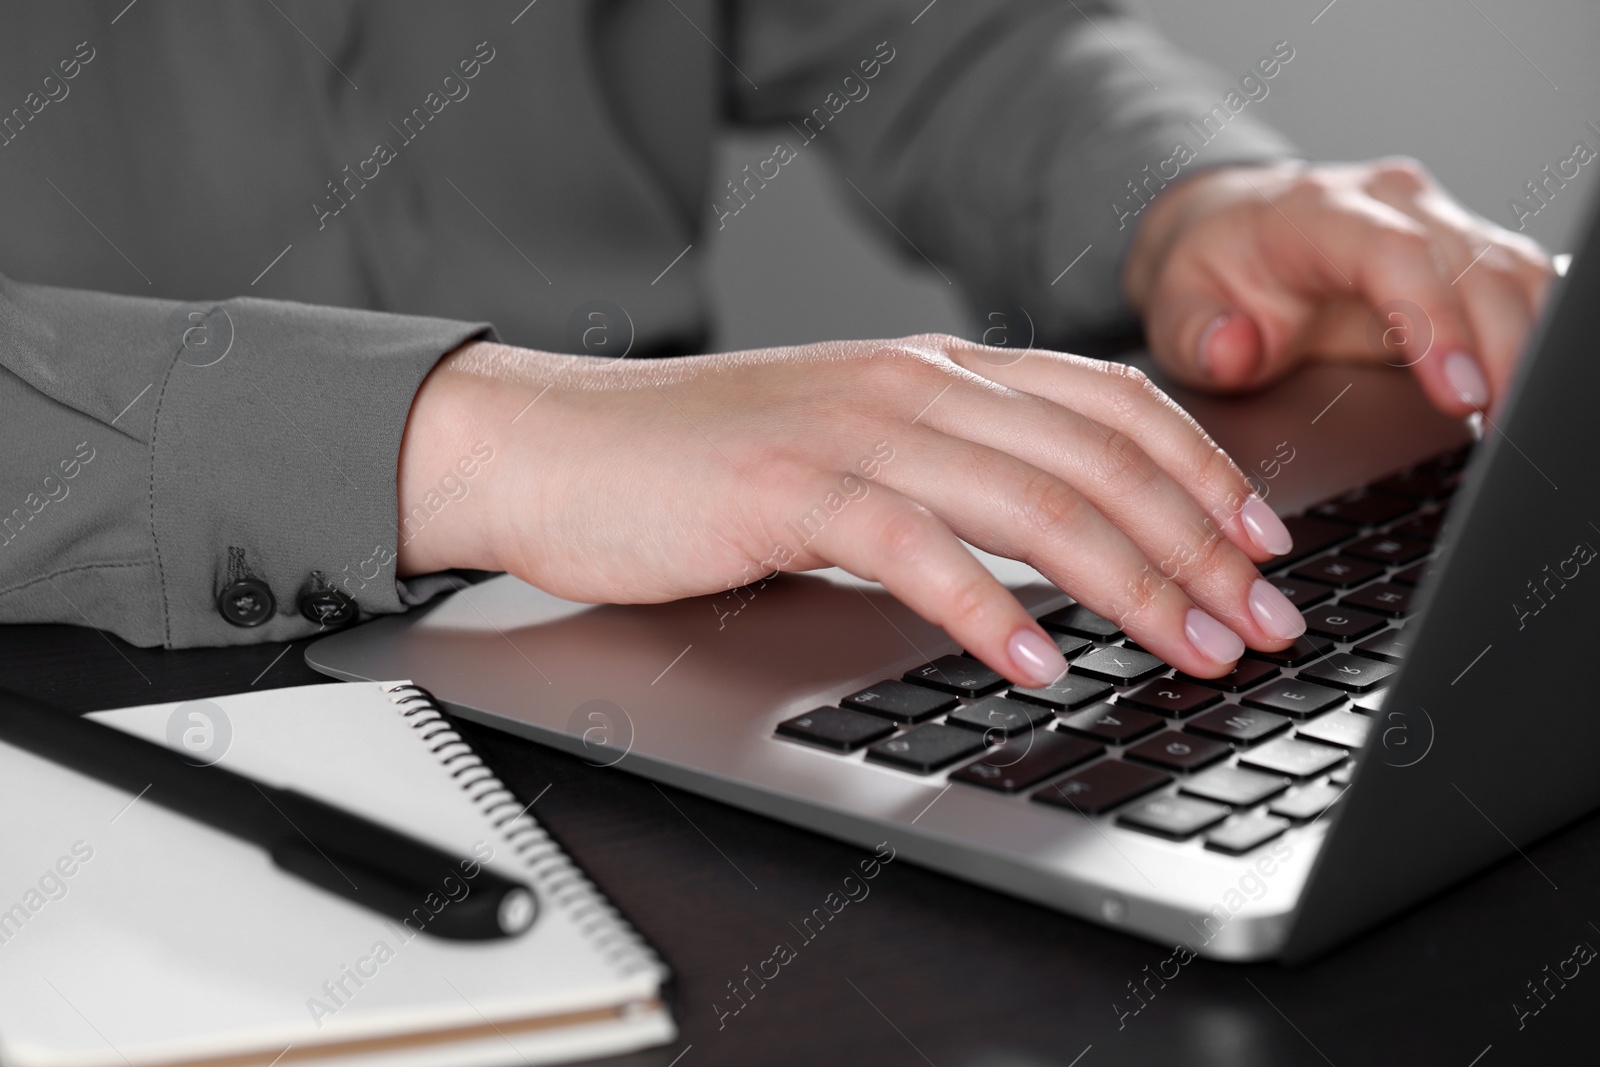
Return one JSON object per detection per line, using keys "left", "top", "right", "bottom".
{"left": 0, "top": 689, "right": 537, "bottom": 940}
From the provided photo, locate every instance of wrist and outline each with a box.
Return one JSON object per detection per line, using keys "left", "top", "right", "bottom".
{"left": 394, "top": 341, "right": 512, "bottom": 578}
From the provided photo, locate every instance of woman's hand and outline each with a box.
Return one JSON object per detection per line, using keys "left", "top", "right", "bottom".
{"left": 1125, "top": 158, "right": 1554, "bottom": 415}
{"left": 396, "top": 336, "right": 1307, "bottom": 689}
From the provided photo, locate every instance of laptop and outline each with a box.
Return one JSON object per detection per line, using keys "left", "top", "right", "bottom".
{"left": 307, "top": 205, "right": 1594, "bottom": 963}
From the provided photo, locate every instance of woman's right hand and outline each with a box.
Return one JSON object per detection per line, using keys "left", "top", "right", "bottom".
{"left": 396, "top": 334, "right": 1306, "bottom": 689}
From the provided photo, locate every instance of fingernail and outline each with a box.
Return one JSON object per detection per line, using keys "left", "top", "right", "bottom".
{"left": 1249, "top": 578, "right": 1308, "bottom": 641}
{"left": 1197, "top": 313, "right": 1229, "bottom": 375}
{"left": 1184, "top": 608, "right": 1245, "bottom": 665}
{"left": 1240, "top": 496, "right": 1293, "bottom": 556}
{"left": 1008, "top": 628, "right": 1070, "bottom": 686}
{"left": 1443, "top": 351, "right": 1489, "bottom": 408}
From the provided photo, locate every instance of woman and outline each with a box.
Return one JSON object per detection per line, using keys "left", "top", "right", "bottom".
{"left": 0, "top": 1, "right": 1550, "bottom": 690}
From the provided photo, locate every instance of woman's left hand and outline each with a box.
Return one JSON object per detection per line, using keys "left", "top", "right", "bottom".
{"left": 1124, "top": 158, "right": 1554, "bottom": 415}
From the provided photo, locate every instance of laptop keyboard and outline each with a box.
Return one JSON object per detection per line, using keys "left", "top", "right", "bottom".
{"left": 773, "top": 442, "right": 1470, "bottom": 856}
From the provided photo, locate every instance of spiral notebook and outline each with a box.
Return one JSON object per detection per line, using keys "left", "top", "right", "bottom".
{"left": 0, "top": 681, "right": 674, "bottom": 1067}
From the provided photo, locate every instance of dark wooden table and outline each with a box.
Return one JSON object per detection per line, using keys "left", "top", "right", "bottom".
{"left": 5, "top": 621, "right": 1594, "bottom": 1067}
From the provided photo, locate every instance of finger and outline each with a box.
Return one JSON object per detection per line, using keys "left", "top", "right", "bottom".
{"left": 1368, "top": 160, "right": 1555, "bottom": 297}
{"left": 1142, "top": 249, "right": 1318, "bottom": 393}
{"left": 875, "top": 426, "right": 1297, "bottom": 678}
{"left": 944, "top": 342, "right": 1297, "bottom": 564}
{"left": 896, "top": 384, "right": 1306, "bottom": 657}
{"left": 1281, "top": 295, "right": 1434, "bottom": 370}
{"left": 1451, "top": 252, "right": 1536, "bottom": 404}
{"left": 799, "top": 477, "right": 1070, "bottom": 688}
{"left": 1305, "top": 193, "right": 1494, "bottom": 414}
{"left": 1369, "top": 176, "right": 1552, "bottom": 402}
{"left": 1362, "top": 159, "right": 1479, "bottom": 268}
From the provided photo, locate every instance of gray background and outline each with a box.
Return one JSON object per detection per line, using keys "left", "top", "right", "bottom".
{"left": 705, "top": 0, "right": 1600, "bottom": 351}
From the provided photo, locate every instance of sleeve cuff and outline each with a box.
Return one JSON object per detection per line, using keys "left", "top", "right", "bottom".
{"left": 150, "top": 297, "right": 494, "bottom": 647}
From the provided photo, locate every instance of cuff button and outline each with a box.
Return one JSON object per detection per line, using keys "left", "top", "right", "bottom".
{"left": 217, "top": 578, "right": 275, "bottom": 627}
{"left": 299, "top": 588, "right": 358, "bottom": 628}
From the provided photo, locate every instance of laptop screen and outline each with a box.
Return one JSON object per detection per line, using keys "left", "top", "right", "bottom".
{"left": 1285, "top": 192, "right": 1599, "bottom": 961}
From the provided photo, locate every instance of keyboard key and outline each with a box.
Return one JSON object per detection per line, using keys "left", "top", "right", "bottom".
{"left": 1124, "top": 731, "right": 1232, "bottom": 773}
{"left": 1009, "top": 673, "right": 1114, "bottom": 711}
{"left": 1240, "top": 737, "right": 1347, "bottom": 778}
{"left": 866, "top": 724, "right": 989, "bottom": 773}
{"left": 776, "top": 707, "right": 897, "bottom": 752}
{"left": 1176, "top": 658, "right": 1280, "bottom": 693}
{"left": 1245, "top": 634, "right": 1336, "bottom": 668}
{"left": 1431, "top": 443, "right": 1473, "bottom": 473}
{"left": 1297, "top": 710, "right": 1371, "bottom": 749}
{"left": 1050, "top": 633, "right": 1094, "bottom": 658}
{"left": 1206, "top": 814, "right": 1291, "bottom": 854}
{"left": 964, "top": 631, "right": 1092, "bottom": 662}
{"left": 1299, "top": 653, "right": 1398, "bottom": 693}
{"left": 1329, "top": 764, "right": 1354, "bottom": 785}
{"left": 950, "top": 731, "right": 1103, "bottom": 793}
{"left": 1341, "top": 583, "right": 1413, "bottom": 617}
{"left": 1038, "top": 603, "right": 1122, "bottom": 639}
{"left": 903, "top": 655, "right": 1006, "bottom": 696}
{"left": 945, "top": 695, "right": 1054, "bottom": 737}
{"left": 1242, "top": 678, "right": 1346, "bottom": 719}
{"left": 1117, "top": 794, "right": 1230, "bottom": 840}
{"left": 1392, "top": 512, "right": 1446, "bottom": 540}
{"left": 1354, "top": 628, "right": 1411, "bottom": 664}
{"left": 1302, "top": 604, "right": 1386, "bottom": 641}
{"left": 1310, "top": 493, "right": 1416, "bottom": 528}
{"left": 1055, "top": 703, "right": 1164, "bottom": 744}
{"left": 1390, "top": 561, "right": 1430, "bottom": 587}
{"left": 1372, "top": 468, "right": 1460, "bottom": 502}
{"left": 1291, "top": 555, "right": 1385, "bottom": 588}
{"left": 1342, "top": 532, "right": 1431, "bottom": 566}
{"left": 1181, "top": 764, "right": 1291, "bottom": 806}
{"left": 1034, "top": 760, "right": 1170, "bottom": 815}
{"left": 1269, "top": 577, "right": 1335, "bottom": 611}
{"left": 1266, "top": 515, "right": 1355, "bottom": 570}
{"left": 1186, "top": 706, "right": 1291, "bottom": 744}
{"left": 842, "top": 680, "right": 959, "bottom": 723}
{"left": 1071, "top": 646, "right": 1168, "bottom": 685}
{"left": 1119, "top": 679, "right": 1224, "bottom": 718}
{"left": 1269, "top": 781, "right": 1346, "bottom": 820}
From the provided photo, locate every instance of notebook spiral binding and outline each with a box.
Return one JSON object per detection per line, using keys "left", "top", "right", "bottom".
{"left": 382, "top": 682, "right": 666, "bottom": 979}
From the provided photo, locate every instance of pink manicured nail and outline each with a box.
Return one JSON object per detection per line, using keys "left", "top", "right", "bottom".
{"left": 1184, "top": 608, "right": 1245, "bottom": 665}
{"left": 1009, "top": 628, "right": 1070, "bottom": 686}
{"left": 1249, "top": 578, "right": 1308, "bottom": 640}
{"left": 1240, "top": 496, "right": 1293, "bottom": 556}
{"left": 1197, "top": 313, "right": 1230, "bottom": 375}
{"left": 1443, "top": 351, "right": 1489, "bottom": 408}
